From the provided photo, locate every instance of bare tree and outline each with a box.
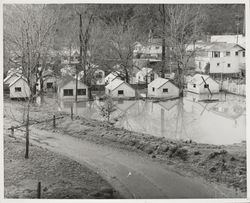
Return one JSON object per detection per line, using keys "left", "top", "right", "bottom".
{"left": 98, "top": 96, "right": 116, "bottom": 122}
{"left": 4, "top": 4, "right": 59, "bottom": 158}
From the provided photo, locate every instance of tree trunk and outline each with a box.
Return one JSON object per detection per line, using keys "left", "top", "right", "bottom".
{"left": 161, "top": 4, "right": 166, "bottom": 78}
{"left": 178, "top": 63, "right": 184, "bottom": 97}
{"left": 25, "top": 100, "right": 30, "bottom": 159}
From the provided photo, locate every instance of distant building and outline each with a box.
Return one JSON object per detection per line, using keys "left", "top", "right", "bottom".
{"left": 9, "top": 76, "right": 30, "bottom": 99}
{"left": 135, "top": 67, "right": 158, "bottom": 84}
{"left": 187, "top": 74, "right": 220, "bottom": 94}
{"left": 148, "top": 78, "right": 179, "bottom": 98}
{"left": 195, "top": 42, "right": 245, "bottom": 76}
{"left": 57, "top": 76, "right": 88, "bottom": 100}
{"left": 94, "top": 69, "right": 105, "bottom": 85}
{"left": 105, "top": 79, "right": 136, "bottom": 98}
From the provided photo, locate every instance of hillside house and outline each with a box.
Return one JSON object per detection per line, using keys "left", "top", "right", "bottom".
{"left": 9, "top": 76, "right": 30, "bottom": 99}
{"left": 105, "top": 79, "right": 136, "bottom": 98}
{"left": 135, "top": 68, "right": 158, "bottom": 84}
{"left": 57, "top": 76, "right": 88, "bottom": 100}
{"left": 195, "top": 42, "right": 245, "bottom": 77}
{"left": 187, "top": 74, "right": 220, "bottom": 94}
{"left": 148, "top": 78, "right": 179, "bottom": 98}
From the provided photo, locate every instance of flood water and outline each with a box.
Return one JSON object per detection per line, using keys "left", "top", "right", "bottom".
{"left": 42, "top": 92, "right": 246, "bottom": 145}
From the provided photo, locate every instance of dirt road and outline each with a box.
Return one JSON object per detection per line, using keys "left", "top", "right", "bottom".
{"left": 14, "top": 126, "right": 235, "bottom": 199}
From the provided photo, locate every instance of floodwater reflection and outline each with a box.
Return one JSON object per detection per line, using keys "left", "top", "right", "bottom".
{"left": 54, "top": 92, "right": 245, "bottom": 145}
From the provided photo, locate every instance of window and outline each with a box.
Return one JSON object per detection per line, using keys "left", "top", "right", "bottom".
{"left": 63, "top": 89, "right": 73, "bottom": 96}
{"left": 108, "top": 89, "right": 111, "bottom": 94}
{"left": 47, "top": 82, "right": 53, "bottom": 89}
{"left": 204, "top": 84, "right": 209, "bottom": 88}
{"left": 15, "top": 87, "right": 21, "bottom": 92}
{"left": 152, "top": 87, "right": 155, "bottom": 92}
{"left": 212, "top": 51, "right": 220, "bottom": 58}
{"left": 155, "top": 46, "right": 160, "bottom": 50}
{"left": 118, "top": 90, "right": 124, "bottom": 95}
{"left": 226, "top": 52, "right": 230, "bottom": 56}
{"left": 163, "top": 88, "right": 168, "bottom": 93}
{"left": 193, "top": 84, "right": 196, "bottom": 88}
{"left": 217, "top": 63, "right": 220, "bottom": 66}
{"left": 227, "top": 64, "right": 231, "bottom": 68}
{"left": 243, "top": 51, "right": 245, "bottom": 57}
{"left": 235, "top": 51, "right": 238, "bottom": 56}
{"left": 77, "top": 89, "right": 86, "bottom": 95}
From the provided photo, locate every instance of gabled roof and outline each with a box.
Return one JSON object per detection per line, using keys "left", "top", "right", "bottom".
{"left": 190, "top": 74, "right": 218, "bottom": 85}
{"left": 9, "top": 76, "right": 28, "bottom": 87}
{"left": 206, "top": 42, "right": 244, "bottom": 52}
{"left": 139, "top": 68, "right": 153, "bottom": 76}
{"left": 105, "top": 79, "right": 124, "bottom": 91}
{"left": 4, "top": 72, "right": 22, "bottom": 84}
{"left": 149, "top": 78, "right": 169, "bottom": 89}
{"left": 58, "top": 75, "right": 87, "bottom": 88}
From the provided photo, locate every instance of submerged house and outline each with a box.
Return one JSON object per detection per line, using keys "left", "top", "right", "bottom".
{"left": 57, "top": 76, "right": 88, "bottom": 100}
{"left": 105, "top": 72, "right": 121, "bottom": 84}
{"left": 9, "top": 76, "right": 30, "bottom": 99}
{"left": 148, "top": 78, "right": 179, "bottom": 98}
{"left": 4, "top": 72, "right": 22, "bottom": 88}
{"left": 187, "top": 74, "right": 220, "bottom": 94}
{"left": 105, "top": 79, "right": 136, "bottom": 98}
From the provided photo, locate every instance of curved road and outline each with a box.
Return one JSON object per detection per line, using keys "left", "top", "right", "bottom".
{"left": 27, "top": 127, "right": 229, "bottom": 198}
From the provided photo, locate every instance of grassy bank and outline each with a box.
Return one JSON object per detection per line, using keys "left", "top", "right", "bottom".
{"left": 4, "top": 100, "right": 247, "bottom": 196}
{"left": 4, "top": 134, "right": 120, "bottom": 199}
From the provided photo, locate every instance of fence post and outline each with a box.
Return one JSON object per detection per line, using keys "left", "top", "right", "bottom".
{"left": 37, "top": 181, "right": 41, "bottom": 198}
{"left": 71, "top": 106, "right": 73, "bottom": 120}
{"left": 11, "top": 126, "right": 14, "bottom": 136}
{"left": 53, "top": 115, "right": 56, "bottom": 128}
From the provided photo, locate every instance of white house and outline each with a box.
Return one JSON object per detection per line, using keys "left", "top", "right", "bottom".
{"left": 105, "top": 79, "right": 136, "bottom": 98}
{"left": 9, "top": 76, "right": 31, "bottom": 99}
{"left": 148, "top": 78, "right": 179, "bottom": 98}
{"left": 57, "top": 76, "right": 88, "bottom": 100}
{"left": 210, "top": 35, "right": 245, "bottom": 45}
{"left": 135, "top": 68, "right": 158, "bottom": 84}
{"left": 195, "top": 42, "right": 245, "bottom": 75}
{"left": 187, "top": 74, "right": 220, "bottom": 94}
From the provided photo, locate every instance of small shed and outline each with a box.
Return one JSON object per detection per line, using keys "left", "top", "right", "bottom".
{"left": 9, "top": 76, "right": 31, "bottom": 99}
{"left": 57, "top": 76, "right": 88, "bottom": 100}
{"left": 187, "top": 74, "right": 220, "bottom": 94}
{"left": 148, "top": 78, "right": 179, "bottom": 98}
{"left": 105, "top": 79, "right": 136, "bottom": 98}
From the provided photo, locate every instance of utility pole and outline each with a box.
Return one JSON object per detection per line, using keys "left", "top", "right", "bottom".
{"left": 161, "top": 4, "right": 166, "bottom": 78}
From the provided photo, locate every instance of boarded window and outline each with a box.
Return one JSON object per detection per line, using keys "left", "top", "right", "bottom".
{"left": 15, "top": 87, "right": 21, "bottom": 92}
{"left": 47, "top": 82, "right": 53, "bottom": 89}
{"left": 163, "top": 88, "right": 168, "bottom": 93}
{"left": 152, "top": 87, "right": 155, "bottom": 92}
{"left": 204, "top": 84, "right": 209, "bottom": 88}
{"left": 118, "top": 90, "right": 124, "bottom": 95}
{"left": 77, "top": 89, "right": 86, "bottom": 95}
{"left": 63, "top": 89, "right": 73, "bottom": 96}
{"left": 193, "top": 84, "right": 196, "bottom": 88}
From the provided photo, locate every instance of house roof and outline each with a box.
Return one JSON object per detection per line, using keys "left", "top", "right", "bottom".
{"left": 141, "top": 67, "right": 153, "bottom": 76}
{"left": 105, "top": 79, "right": 125, "bottom": 91}
{"left": 190, "top": 74, "right": 218, "bottom": 85}
{"left": 58, "top": 75, "right": 87, "bottom": 89}
{"left": 9, "top": 76, "right": 28, "bottom": 87}
{"left": 149, "top": 78, "right": 170, "bottom": 89}
{"left": 4, "top": 72, "right": 22, "bottom": 84}
{"left": 206, "top": 42, "right": 244, "bottom": 52}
